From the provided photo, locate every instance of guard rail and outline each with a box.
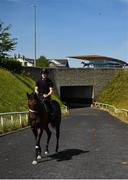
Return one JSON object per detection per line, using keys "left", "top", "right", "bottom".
{"left": 93, "top": 102, "right": 128, "bottom": 116}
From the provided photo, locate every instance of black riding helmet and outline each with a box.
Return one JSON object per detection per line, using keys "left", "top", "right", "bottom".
{"left": 41, "top": 68, "right": 49, "bottom": 75}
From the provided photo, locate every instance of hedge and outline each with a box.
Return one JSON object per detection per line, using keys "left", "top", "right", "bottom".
{"left": 0, "top": 58, "right": 23, "bottom": 73}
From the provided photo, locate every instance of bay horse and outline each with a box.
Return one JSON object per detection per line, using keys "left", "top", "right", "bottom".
{"left": 27, "top": 92, "right": 61, "bottom": 165}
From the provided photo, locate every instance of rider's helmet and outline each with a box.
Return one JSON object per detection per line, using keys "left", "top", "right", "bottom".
{"left": 40, "top": 68, "right": 49, "bottom": 75}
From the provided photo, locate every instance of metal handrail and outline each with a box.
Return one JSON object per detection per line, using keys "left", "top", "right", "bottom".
{"left": 0, "top": 111, "right": 28, "bottom": 116}
{"left": 0, "top": 105, "right": 69, "bottom": 132}
{"left": 0, "top": 111, "right": 28, "bottom": 130}
{"left": 93, "top": 102, "right": 128, "bottom": 115}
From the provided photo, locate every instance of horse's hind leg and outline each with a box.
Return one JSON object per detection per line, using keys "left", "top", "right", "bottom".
{"left": 55, "top": 125, "right": 60, "bottom": 152}
{"left": 45, "top": 127, "right": 52, "bottom": 154}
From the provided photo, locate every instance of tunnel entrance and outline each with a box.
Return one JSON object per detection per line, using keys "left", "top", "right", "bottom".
{"left": 60, "top": 86, "right": 93, "bottom": 108}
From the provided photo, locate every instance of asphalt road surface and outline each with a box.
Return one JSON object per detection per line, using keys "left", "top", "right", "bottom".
{"left": 0, "top": 107, "right": 128, "bottom": 179}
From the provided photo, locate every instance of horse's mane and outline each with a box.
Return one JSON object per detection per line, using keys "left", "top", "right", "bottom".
{"left": 28, "top": 92, "right": 37, "bottom": 100}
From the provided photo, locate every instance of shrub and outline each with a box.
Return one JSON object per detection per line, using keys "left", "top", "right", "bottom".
{"left": 0, "top": 58, "right": 23, "bottom": 73}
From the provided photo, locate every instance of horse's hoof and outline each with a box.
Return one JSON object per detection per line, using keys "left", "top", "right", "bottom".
{"left": 32, "top": 160, "right": 37, "bottom": 165}
{"left": 37, "top": 155, "right": 41, "bottom": 160}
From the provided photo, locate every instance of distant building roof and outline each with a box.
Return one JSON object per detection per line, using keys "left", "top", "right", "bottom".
{"left": 49, "top": 59, "right": 69, "bottom": 68}
{"left": 67, "top": 55, "right": 127, "bottom": 68}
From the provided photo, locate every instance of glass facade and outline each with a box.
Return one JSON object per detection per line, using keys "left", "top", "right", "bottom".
{"left": 86, "top": 59, "right": 126, "bottom": 68}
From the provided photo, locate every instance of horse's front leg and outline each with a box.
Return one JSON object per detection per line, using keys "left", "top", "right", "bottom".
{"left": 45, "top": 127, "right": 52, "bottom": 155}
{"left": 32, "top": 127, "right": 41, "bottom": 157}
{"left": 32, "top": 128, "right": 43, "bottom": 165}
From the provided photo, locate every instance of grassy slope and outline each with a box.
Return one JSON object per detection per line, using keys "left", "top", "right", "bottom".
{"left": 96, "top": 70, "right": 128, "bottom": 109}
{"left": 0, "top": 68, "right": 35, "bottom": 112}
{"left": 0, "top": 68, "right": 63, "bottom": 113}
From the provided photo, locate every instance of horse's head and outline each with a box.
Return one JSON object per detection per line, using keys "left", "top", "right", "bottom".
{"left": 27, "top": 92, "right": 39, "bottom": 112}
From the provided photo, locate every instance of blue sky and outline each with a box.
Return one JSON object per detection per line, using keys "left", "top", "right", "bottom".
{"left": 0, "top": 0, "right": 128, "bottom": 67}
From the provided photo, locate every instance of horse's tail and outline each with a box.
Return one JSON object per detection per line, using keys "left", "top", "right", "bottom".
{"left": 50, "top": 100, "right": 61, "bottom": 128}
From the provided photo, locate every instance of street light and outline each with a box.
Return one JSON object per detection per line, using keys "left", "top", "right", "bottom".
{"left": 93, "top": 65, "right": 95, "bottom": 104}
{"left": 33, "top": 5, "right": 36, "bottom": 67}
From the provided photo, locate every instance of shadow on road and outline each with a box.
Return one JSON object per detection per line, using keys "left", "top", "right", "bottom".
{"left": 39, "top": 149, "right": 89, "bottom": 163}
{"left": 49, "top": 148, "right": 89, "bottom": 161}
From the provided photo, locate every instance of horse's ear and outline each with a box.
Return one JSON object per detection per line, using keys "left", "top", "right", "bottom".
{"left": 27, "top": 92, "right": 30, "bottom": 98}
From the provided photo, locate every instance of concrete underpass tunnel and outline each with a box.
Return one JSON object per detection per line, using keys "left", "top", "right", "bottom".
{"left": 60, "top": 86, "right": 93, "bottom": 108}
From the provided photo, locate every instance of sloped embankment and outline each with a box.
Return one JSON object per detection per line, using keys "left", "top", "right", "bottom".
{"left": 97, "top": 70, "right": 128, "bottom": 109}
{"left": 0, "top": 68, "right": 35, "bottom": 112}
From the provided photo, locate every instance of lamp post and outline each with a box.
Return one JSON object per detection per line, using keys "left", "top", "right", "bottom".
{"left": 92, "top": 65, "right": 95, "bottom": 104}
{"left": 33, "top": 5, "right": 36, "bottom": 67}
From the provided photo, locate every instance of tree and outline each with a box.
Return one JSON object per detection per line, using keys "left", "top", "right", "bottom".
{"left": 36, "top": 56, "right": 49, "bottom": 67}
{"left": 0, "top": 21, "right": 17, "bottom": 58}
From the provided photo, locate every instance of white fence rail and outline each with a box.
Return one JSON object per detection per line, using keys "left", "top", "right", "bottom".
{"left": 93, "top": 102, "right": 128, "bottom": 116}
{"left": 0, "top": 111, "right": 28, "bottom": 132}
{"left": 0, "top": 106, "right": 69, "bottom": 134}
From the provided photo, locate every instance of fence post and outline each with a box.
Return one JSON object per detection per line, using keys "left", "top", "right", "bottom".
{"left": 19, "top": 114, "right": 22, "bottom": 126}
{"left": 0, "top": 116, "right": 4, "bottom": 128}
{"left": 114, "top": 108, "right": 117, "bottom": 113}
{"left": 26, "top": 114, "right": 28, "bottom": 121}
{"left": 11, "top": 115, "right": 14, "bottom": 125}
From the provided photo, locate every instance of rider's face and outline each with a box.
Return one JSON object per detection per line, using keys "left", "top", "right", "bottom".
{"left": 42, "top": 73, "right": 48, "bottom": 79}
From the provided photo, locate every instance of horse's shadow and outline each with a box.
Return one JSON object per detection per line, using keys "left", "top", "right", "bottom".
{"left": 39, "top": 149, "right": 89, "bottom": 163}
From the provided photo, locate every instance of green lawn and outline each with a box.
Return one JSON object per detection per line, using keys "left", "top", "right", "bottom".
{"left": 0, "top": 68, "right": 35, "bottom": 112}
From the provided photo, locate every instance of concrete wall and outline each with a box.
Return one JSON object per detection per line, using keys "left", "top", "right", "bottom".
{"left": 53, "top": 68, "right": 119, "bottom": 98}
{"left": 23, "top": 67, "right": 119, "bottom": 98}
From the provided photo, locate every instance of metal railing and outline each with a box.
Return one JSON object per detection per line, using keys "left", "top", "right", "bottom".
{"left": 93, "top": 102, "right": 128, "bottom": 116}
{"left": 0, "top": 111, "right": 28, "bottom": 133}
{"left": 0, "top": 106, "right": 69, "bottom": 134}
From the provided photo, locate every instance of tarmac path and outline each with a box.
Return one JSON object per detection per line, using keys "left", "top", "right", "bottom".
{"left": 0, "top": 107, "right": 128, "bottom": 179}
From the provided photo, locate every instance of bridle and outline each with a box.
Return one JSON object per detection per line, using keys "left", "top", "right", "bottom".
{"left": 28, "top": 93, "right": 46, "bottom": 114}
